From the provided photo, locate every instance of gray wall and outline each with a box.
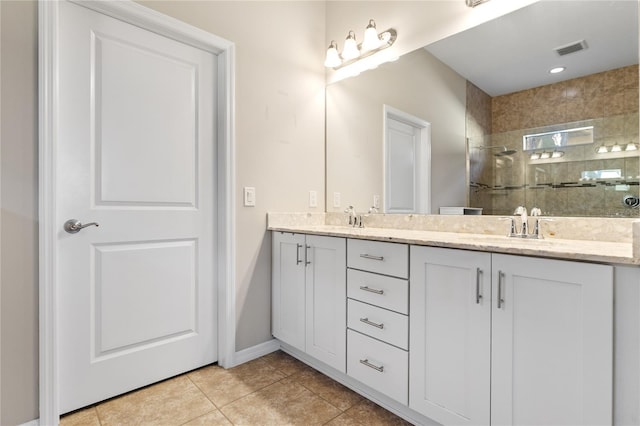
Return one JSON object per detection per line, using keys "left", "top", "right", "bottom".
{"left": 1, "top": 2, "right": 39, "bottom": 424}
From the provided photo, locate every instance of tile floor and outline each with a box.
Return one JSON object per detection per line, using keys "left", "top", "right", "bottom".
{"left": 60, "top": 350, "right": 411, "bottom": 425}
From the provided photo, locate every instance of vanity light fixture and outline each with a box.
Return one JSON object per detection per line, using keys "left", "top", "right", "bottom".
{"left": 625, "top": 142, "right": 638, "bottom": 151}
{"left": 324, "top": 19, "right": 397, "bottom": 70}
{"left": 539, "top": 152, "right": 551, "bottom": 159}
{"left": 530, "top": 152, "right": 540, "bottom": 160}
{"left": 596, "top": 145, "right": 609, "bottom": 154}
{"left": 551, "top": 151, "right": 564, "bottom": 158}
{"left": 549, "top": 67, "right": 566, "bottom": 74}
{"left": 611, "top": 144, "right": 622, "bottom": 152}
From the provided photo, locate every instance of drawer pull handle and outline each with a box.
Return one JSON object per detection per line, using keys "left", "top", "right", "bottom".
{"left": 497, "top": 270, "right": 505, "bottom": 309}
{"left": 360, "top": 254, "right": 384, "bottom": 261}
{"left": 359, "top": 285, "right": 384, "bottom": 295}
{"left": 296, "top": 244, "right": 303, "bottom": 265}
{"left": 359, "top": 317, "right": 384, "bottom": 329}
{"left": 360, "top": 358, "right": 384, "bottom": 372}
{"left": 476, "top": 267, "right": 483, "bottom": 304}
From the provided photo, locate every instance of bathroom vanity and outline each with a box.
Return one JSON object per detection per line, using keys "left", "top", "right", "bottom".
{"left": 269, "top": 213, "right": 640, "bottom": 426}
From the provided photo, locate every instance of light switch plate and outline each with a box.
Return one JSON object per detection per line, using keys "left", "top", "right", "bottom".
{"left": 373, "top": 194, "right": 380, "bottom": 209}
{"left": 309, "top": 190, "right": 318, "bottom": 208}
{"left": 333, "top": 192, "right": 341, "bottom": 208}
{"left": 244, "top": 187, "right": 256, "bottom": 207}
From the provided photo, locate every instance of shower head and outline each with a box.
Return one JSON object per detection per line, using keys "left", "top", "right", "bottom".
{"left": 476, "top": 145, "right": 518, "bottom": 157}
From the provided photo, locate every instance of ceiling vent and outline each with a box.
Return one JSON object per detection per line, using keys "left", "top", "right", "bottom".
{"left": 554, "top": 40, "right": 588, "bottom": 56}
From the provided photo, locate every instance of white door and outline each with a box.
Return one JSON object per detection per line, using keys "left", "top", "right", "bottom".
{"left": 272, "top": 232, "right": 306, "bottom": 351}
{"left": 57, "top": 1, "right": 217, "bottom": 413}
{"left": 384, "top": 106, "right": 431, "bottom": 214}
{"left": 491, "top": 254, "right": 612, "bottom": 425}
{"left": 409, "top": 246, "right": 491, "bottom": 425}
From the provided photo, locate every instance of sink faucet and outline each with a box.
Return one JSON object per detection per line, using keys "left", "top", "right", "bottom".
{"left": 508, "top": 206, "right": 545, "bottom": 238}
{"left": 344, "top": 206, "right": 358, "bottom": 227}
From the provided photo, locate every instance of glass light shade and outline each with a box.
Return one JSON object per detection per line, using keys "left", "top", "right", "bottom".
{"left": 539, "top": 152, "right": 551, "bottom": 159}
{"left": 342, "top": 31, "right": 360, "bottom": 60}
{"left": 362, "top": 20, "right": 380, "bottom": 52}
{"left": 596, "top": 145, "right": 609, "bottom": 154}
{"left": 551, "top": 151, "right": 564, "bottom": 158}
{"left": 611, "top": 144, "right": 622, "bottom": 152}
{"left": 625, "top": 143, "right": 638, "bottom": 151}
{"left": 324, "top": 41, "right": 342, "bottom": 68}
{"left": 530, "top": 153, "right": 540, "bottom": 160}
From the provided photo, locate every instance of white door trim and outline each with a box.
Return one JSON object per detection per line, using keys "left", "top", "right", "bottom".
{"left": 38, "top": 1, "right": 236, "bottom": 424}
{"left": 382, "top": 105, "right": 431, "bottom": 214}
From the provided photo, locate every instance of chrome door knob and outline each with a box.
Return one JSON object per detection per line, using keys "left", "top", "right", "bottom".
{"left": 64, "top": 219, "right": 99, "bottom": 234}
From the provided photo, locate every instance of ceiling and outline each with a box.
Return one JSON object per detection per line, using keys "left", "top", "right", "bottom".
{"left": 425, "top": 0, "right": 639, "bottom": 96}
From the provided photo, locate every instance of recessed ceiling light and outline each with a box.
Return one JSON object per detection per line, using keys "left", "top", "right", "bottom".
{"left": 549, "top": 67, "right": 566, "bottom": 74}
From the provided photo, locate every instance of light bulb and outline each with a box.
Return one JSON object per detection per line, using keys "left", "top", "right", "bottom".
{"left": 324, "top": 41, "right": 341, "bottom": 68}
{"left": 611, "top": 144, "right": 622, "bottom": 152}
{"left": 342, "top": 30, "right": 360, "bottom": 60}
{"left": 625, "top": 143, "right": 638, "bottom": 151}
{"left": 362, "top": 19, "right": 380, "bottom": 52}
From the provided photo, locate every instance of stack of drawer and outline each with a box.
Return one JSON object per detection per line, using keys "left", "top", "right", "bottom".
{"left": 346, "top": 238, "right": 409, "bottom": 405}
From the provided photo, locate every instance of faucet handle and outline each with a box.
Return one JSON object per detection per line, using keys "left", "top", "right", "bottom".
{"left": 499, "top": 217, "right": 518, "bottom": 237}
{"left": 530, "top": 207, "right": 542, "bottom": 216}
{"left": 513, "top": 205, "right": 526, "bottom": 215}
{"left": 368, "top": 206, "right": 379, "bottom": 214}
{"left": 530, "top": 217, "right": 554, "bottom": 239}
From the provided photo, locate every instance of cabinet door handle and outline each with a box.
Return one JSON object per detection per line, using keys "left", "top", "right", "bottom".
{"left": 497, "top": 270, "right": 505, "bottom": 309}
{"left": 305, "top": 245, "right": 311, "bottom": 266}
{"left": 359, "top": 317, "right": 384, "bottom": 329}
{"left": 359, "top": 285, "right": 384, "bottom": 295}
{"left": 476, "top": 268, "right": 483, "bottom": 304}
{"left": 296, "top": 244, "right": 303, "bottom": 265}
{"left": 359, "top": 358, "right": 384, "bottom": 372}
{"left": 360, "top": 253, "right": 384, "bottom": 261}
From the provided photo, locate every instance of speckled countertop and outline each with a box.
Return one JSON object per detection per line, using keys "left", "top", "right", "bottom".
{"left": 267, "top": 213, "right": 640, "bottom": 266}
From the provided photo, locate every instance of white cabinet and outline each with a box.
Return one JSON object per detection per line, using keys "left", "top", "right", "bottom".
{"left": 491, "top": 254, "right": 613, "bottom": 425}
{"left": 410, "top": 246, "right": 492, "bottom": 425}
{"left": 410, "top": 247, "right": 613, "bottom": 426}
{"left": 272, "top": 232, "right": 346, "bottom": 372}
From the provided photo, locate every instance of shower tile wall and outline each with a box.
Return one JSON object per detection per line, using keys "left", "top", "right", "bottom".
{"left": 468, "top": 65, "right": 640, "bottom": 217}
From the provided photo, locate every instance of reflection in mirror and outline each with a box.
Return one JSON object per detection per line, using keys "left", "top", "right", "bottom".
{"left": 523, "top": 126, "right": 594, "bottom": 151}
{"left": 326, "top": 0, "right": 639, "bottom": 217}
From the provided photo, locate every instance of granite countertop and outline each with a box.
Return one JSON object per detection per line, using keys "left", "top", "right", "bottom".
{"left": 268, "top": 223, "right": 639, "bottom": 266}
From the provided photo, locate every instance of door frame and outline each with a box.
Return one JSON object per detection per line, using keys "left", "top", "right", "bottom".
{"left": 38, "top": 1, "right": 236, "bottom": 424}
{"left": 382, "top": 105, "right": 431, "bottom": 214}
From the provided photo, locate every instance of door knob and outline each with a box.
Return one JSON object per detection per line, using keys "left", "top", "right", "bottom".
{"left": 64, "top": 219, "right": 99, "bottom": 234}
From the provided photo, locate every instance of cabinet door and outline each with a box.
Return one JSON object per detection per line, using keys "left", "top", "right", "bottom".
{"left": 410, "top": 246, "right": 491, "bottom": 425}
{"left": 272, "top": 232, "right": 306, "bottom": 351}
{"left": 491, "top": 254, "right": 613, "bottom": 425}
{"left": 305, "top": 235, "right": 347, "bottom": 372}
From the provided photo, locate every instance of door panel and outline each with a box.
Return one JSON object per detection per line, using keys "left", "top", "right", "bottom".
{"left": 58, "top": 1, "right": 217, "bottom": 413}
{"left": 94, "top": 32, "right": 197, "bottom": 206}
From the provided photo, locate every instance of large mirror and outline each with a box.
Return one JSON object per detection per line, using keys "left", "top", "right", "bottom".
{"left": 326, "top": 0, "right": 639, "bottom": 217}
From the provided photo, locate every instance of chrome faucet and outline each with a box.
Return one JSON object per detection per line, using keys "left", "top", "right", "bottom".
{"left": 344, "top": 206, "right": 363, "bottom": 227}
{"left": 508, "top": 206, "right": 545, "bottom": 238}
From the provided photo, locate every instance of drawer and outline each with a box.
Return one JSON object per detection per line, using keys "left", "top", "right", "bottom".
{"left": 348, "top": 299, "right": 408, "bottom": 350}
{"left": 347, "top": 239, "right": 408, "bottom": 278}
{"left": 347, "top": 269, "right": 408, "bottom": 314}
{"left": 347, "top": 329, "right": 408, "bottom": 405}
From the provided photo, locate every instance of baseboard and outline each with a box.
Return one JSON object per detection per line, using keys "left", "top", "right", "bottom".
{"left": 229, "top": 338, "right": 281, "bottom": 367}
{"left": 19, "top": 419, "right": 39, "bottom": 426}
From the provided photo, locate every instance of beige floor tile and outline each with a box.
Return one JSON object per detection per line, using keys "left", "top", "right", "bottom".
{"left": 260, "top": 350, "right": 310, "bottom": 377}
{"left": 188, "top": 357, "right": 286, "bottom": 407}
{"left": 293, "top": 368, "right": 364, "bottom": 411}
{"left": 96, "top": 375, "right": 216, "bottom": 426}
{"left": 181, "top": 409, "right": 232, "bottom": 426}
{"left": 60, "top": 407, "right": 101, "bottom": 426}
{"left": 324, "top": 399, "right": 412, "bottom": 426}
{"left": 220, "top": 378, "right": 341, "bottom": 425}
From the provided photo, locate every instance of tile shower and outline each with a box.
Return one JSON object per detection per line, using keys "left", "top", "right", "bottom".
{"left": 467, "top": 65, "right": 640, "bottom": 217}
